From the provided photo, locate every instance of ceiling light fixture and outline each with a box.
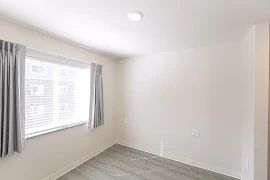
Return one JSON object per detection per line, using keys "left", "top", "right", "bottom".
{"left": 127, "top": 10, "right": 143, "bottom": 22}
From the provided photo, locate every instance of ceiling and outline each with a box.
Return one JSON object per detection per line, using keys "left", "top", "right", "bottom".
{"left": 0, "top": 0, "right": 270, "bottom": 59}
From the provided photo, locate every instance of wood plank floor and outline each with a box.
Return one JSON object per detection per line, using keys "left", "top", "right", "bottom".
{"left": 57, "top": 144, "right": 239, "bottom": 180}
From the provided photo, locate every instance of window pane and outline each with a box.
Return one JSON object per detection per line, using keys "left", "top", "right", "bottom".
{"left": 25, "top": 58, "right": 90, "bottom": 135}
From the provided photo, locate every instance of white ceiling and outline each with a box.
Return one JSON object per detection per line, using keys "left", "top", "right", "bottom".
{"left": 0, "top": 0, "right": 270, "bottom": 59}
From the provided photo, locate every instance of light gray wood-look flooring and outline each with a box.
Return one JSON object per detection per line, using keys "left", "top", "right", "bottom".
{"left": 57, "top": 144, "right": 239, "bottom": 180}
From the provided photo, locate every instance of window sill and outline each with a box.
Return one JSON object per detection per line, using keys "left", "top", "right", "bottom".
{"left": 25, "top": 121, "right": 87, "bottom": 139}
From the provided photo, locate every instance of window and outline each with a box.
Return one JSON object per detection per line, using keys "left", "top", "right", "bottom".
{"left": 31, "top": 85, "right": 44, "bottom": 95}
{"left": 30, "top": 106, "right": 45, "bottom": 116}
{"left": 31, "top": 65, "right": 45, "bottom": 74}
{"left": 58, "top": 68, "right": 67, "bottom": 76}
{"left": 58, "top": 86, "right": 66, "bottom": 94}
{"left": 25, "top": 58, "right": 90, "bottom": 137}
{"left": 60, "top": 104, "right": 67, "bottom": 112}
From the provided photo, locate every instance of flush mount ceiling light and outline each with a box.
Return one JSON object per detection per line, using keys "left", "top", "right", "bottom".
{"left": 127, "top": 10, "right": 143, "bottom": 22}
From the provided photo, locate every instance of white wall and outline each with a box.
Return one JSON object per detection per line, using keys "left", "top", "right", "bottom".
{"left": 116, "top": 42, "right": 243, "bottom": 178}
{"left": 253, "top": 22, "right": 269, "bottom": 180}
{"left": 241, "top": 22, "right": 269, "bottom": 180}
{"left": 241, "top": 26, "right": 255, "bottom": 180}
{"left": 0, "top": 18, "right": 117, "bottom": 180}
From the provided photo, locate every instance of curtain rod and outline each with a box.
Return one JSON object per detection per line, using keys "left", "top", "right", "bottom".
{"left": 26, "top": 47, "right": 91, "bottom": 65}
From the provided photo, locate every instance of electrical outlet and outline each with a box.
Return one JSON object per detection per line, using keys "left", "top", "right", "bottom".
{"left": 124, "top": 118, "right": 128, "bottom": 124}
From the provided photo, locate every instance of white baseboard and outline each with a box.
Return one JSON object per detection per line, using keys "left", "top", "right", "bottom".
{"left": 43, "top": 140, "right": 116, "bottom": 180}
{"left": 116, "top": 140, "right": 242, "bottom": 179}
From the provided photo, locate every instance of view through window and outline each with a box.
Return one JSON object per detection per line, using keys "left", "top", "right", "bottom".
{"left": 25, "top": 58, "right": 90, "bottom": 136}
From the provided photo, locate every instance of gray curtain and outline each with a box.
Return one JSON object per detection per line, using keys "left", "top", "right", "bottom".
{"left": 88, "top": 63, "right": 104, "bottom": 129}
{"left": 0, "top": 40, "right": 26, "bottom": 158}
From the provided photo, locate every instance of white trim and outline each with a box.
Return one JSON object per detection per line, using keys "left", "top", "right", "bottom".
{"left": 116, "top": 140, "right": 242, "bottom": 179}
{"left": 26, "top": 54, "right": 90, "bottom": 69}
{"left": 26, "top": 121, "right": 87, "bottom": 139}
{"left": 42, "top": 140, "right": 116, "bottom": 180}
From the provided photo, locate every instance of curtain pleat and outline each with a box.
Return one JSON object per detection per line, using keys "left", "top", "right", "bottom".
{"left": 0, "top": 40, "right": 26, "bottom": 157}
{"left": 88, "top": 63, "right": 104, "bottom": 129}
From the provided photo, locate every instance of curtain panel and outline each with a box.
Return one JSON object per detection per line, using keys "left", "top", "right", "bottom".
{"left": 0, "top": 40, "right": 26, "bottom": 157}
{"left": 89, "top": 63, "right": 104, "bottom": 129}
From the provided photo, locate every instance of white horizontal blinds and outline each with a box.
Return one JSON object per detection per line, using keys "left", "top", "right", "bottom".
{"left": 25, "top": 58, "right": 90, "bottom": 135}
